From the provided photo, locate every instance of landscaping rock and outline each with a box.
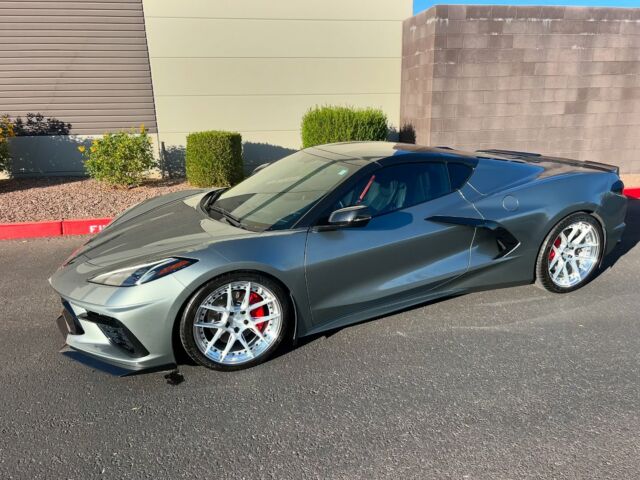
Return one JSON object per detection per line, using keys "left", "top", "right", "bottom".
{"left": 0, "top": 177, "right": 196, "bottom": 223}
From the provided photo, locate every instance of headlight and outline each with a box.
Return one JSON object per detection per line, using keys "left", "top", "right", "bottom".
{"left": 89, "top": 258, "right": 197, "bottom": 287}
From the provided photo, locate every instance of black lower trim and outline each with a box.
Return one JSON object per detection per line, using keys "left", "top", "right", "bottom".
{"left": 57, "top": 300, "right": 84, "bottom": 337}
{"left": 60, "top": 346, "right": 175, "bottom": 377}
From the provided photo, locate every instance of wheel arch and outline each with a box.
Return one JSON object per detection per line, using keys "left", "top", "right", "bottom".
{"left": 170, "top": 268, "right": 300, "bottom": 362}
{"left": 533, "top": 208, "right": 605, "bottom": 281}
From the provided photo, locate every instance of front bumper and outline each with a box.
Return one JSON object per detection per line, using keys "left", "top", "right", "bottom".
{"left": 54, "top": 298, "right": 176, "bottom": 374}
{"left": 50, "top": 263, "right": 187, "bottom": 374}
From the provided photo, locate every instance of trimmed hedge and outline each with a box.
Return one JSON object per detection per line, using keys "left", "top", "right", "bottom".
{"left": 186, "top": 131, "right": 243, "bottom": 187}
{"left": 301, "top": 106, "right": 388, "bottom": 148}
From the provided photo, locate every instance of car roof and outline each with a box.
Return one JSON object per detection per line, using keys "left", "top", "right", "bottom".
{"left": 307, "top": 141, "right": 479, "bottom": 166}
{"left": 305, "top": 142, "right": 617, "bottom": 177}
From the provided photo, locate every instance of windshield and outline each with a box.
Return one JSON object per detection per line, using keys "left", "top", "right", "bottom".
{"left": 210, "top": 150, "right": 361, "bottom": 231}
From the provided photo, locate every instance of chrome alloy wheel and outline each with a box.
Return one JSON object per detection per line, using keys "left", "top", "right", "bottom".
{"left": 548, "top": 221, "right": 600, "bottom": 288}
{"left": 192, "top": 281, "right": 282, "bottom": 365}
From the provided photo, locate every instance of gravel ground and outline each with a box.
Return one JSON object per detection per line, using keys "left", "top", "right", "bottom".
{"left": 0, "top": 177, "right": 196, "bottom": 223}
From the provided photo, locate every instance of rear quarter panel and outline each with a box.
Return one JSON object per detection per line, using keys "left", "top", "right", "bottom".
{"left": 456, "top": 164, "right": 624, "bottom": 289}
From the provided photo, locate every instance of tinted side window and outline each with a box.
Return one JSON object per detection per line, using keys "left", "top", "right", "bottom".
{"left": 447, "top": 163, "right": 473, "bottom": 190}
{"left": 332, "top": 162, "right": 453, "bottom": 217}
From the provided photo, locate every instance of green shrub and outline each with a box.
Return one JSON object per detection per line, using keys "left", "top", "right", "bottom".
{"left": 186, "top": 131, "right": 243, "bottom": 187}
{"left": 301, "top": 106, "right": 388, "bottom": 148}
{"left": 0, "top": 115, "right": 15, "bottom": 173}
{"left": 80, "top": 126, "right": 156, "bottom": 187}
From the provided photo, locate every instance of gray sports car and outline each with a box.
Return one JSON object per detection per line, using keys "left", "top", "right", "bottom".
{"left": 50, "top": 142, "right": 627, "bottom": 373}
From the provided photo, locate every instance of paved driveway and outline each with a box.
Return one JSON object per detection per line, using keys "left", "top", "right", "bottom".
{"left": 1, "top": 200, "right": 639, "bottom": 479}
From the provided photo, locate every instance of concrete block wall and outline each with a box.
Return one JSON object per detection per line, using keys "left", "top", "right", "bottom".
{"left": 400, "top": 6, "right": 640, "bottom": 173}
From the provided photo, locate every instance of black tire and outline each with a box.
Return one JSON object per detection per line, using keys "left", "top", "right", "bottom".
{"left": 179, "top": 272, "right": 293, "bottom": 371}
{"left": 535, "top": 213, "right": 604, "bottom": 293}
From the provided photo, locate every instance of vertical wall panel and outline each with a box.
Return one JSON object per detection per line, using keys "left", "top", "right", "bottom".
{"left": 143, "top": 0, "right": 413, "bottom": 170}
{"left": 0, "top": 0, "right": 157, "bottom": 134}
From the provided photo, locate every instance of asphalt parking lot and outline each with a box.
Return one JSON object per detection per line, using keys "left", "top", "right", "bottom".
{"left": 1, "top": 200, "right": 639, "bottom": 480}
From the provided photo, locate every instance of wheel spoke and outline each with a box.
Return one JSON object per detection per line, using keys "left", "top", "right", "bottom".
{"left": 552, "top": 260, "right": 563, "bottom": 281}
{"left": 549, "top": 247, "right": 561, "bottom": 269}
{"left": 561, "top": 263, "right": 569, "bottom": 285}
{"left": 559, "top": 232, "right": 569, "bottom": 247}
{"left": 571, "top": 228, "right": 589, "bottom": 247}
{"left": 248, "top": 299, "right": 270, "bottom": 311}
{"left": 570, "top": 259, "right": 581, "bottom": 281}
{"left": 237, "top": 334, "right": 254, "bottom": 358}
{"left": 194, "top": 321, "right": 225, "bottom": 329}
{"left": 248, "top": 325, "right": 265, "bottom": 342}
{"left": 204, "top": 328, "right": 224, "bottom": 354}
{"left": 241, "top": 282, "right": 251, "bottom": 309}
{"left": 201, "top": 304, "right": 228, "bottom": 314}
{"left": 250, "top": 313, "right": 279, "bottom": 325}
{"left": 219, "top": 333, "right": 236, "bottom": 362}
{"left": 225, "top": 284, "right": 233, "bottom": 310}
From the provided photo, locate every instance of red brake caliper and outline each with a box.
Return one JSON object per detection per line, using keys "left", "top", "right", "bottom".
{"left": 549, "top": 237, "right": 562, "bottom": 261}
{"left": 249, "top": 292, "right": 267, "bottom": 332}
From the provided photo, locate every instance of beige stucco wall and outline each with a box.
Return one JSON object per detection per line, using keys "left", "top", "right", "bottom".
{"left": 142, "top": 0, "right": 412, "bottom": 170}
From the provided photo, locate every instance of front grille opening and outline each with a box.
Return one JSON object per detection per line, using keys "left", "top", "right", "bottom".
{"left": 85, "top": 312, "right": 149, "bottom": 358}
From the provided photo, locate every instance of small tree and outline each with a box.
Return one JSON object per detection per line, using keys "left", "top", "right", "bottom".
{"left": 0, "top": 115, "right": 15, "bottom": 174}
{"left": 80, "top": 125, "right": 156, "bottom": 187}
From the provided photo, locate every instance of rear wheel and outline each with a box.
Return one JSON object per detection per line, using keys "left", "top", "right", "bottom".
{"left": 179, "top": 273, "right": 292, "bottom": 371}
{"left": 535, "top": 213, "right": 603, "bottom": 293}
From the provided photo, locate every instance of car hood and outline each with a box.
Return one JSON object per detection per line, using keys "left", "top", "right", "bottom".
{"left": 72, "top": 189, "right": 253, "bottom": 268}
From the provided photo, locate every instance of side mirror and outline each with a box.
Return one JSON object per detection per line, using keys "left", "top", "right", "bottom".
{"left": 326, "top": 205, "right": 372, "bottom": 229}
{"left": 251, "top": 162, "right": 271, "bottom": 176}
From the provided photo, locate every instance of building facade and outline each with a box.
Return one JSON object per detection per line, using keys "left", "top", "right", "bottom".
{"left": 400, "top": 5, "right": 640, "bottom": 173}
{"left": 0, "top": 0, "right": 156, "bottom": 175}
{"left": 0, "top": 0, "right": 412, "bottom": 176}
{"left": 1, "top": 2, "right": 638, "bottom": 176}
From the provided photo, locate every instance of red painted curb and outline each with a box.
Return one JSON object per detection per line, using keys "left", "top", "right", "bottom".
{"left": 0, "top": 218, "right": 112, "bottom": 240}
{"left": 62, "top": 218, "right": 112, "bottom": 236}
{"left": 624, "top": 188, "right": 640, "bottom": 199}
{"left": 0, "top": 220, "right": 62, "bottom": 240}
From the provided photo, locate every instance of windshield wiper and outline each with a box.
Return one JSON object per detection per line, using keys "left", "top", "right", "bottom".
{"left": 204, "top": 188, "right": 227, "bottom": 209}
{"left": 208, "top": 205, "right": 246, "bottom": 229}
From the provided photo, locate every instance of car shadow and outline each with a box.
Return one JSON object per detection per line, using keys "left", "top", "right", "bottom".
{"left": 600, "top": 197, "right": 640, "bottom": 271}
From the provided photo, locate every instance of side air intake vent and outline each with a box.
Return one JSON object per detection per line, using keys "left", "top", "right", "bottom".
{"left": 84, "top": 312, "right": 149, "bottom": 358}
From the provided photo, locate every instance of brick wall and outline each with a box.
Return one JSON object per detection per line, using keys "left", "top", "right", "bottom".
{"left": 400, "top": 6, "right": 640, "bottom": 173}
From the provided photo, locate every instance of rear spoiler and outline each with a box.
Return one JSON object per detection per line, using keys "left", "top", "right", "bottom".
{"left": 476, "top": 149, "right": 620, "bottom": 175}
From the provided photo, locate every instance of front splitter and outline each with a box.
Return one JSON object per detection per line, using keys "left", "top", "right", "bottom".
{"left": 59, "top": 345, "right": 177, "bottom": 377}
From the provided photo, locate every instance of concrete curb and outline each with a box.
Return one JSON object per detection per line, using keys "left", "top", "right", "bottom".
{"left": 1, "top": 188, "right": 639, "bottom": 240}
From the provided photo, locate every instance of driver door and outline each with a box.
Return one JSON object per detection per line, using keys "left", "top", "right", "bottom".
{"left": 304, "top": 162, "right": 480, "bottom": 329}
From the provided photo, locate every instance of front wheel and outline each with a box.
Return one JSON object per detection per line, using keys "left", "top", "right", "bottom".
{"left": 179, "top": 273, "right": 292, "bottom": 371}
{"left": 535, "top": 213, "right": 603, "bottom": 293}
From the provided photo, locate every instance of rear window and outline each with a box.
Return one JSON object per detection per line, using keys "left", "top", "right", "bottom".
{"left": 447, "top": 163, "right": 473, "bottom": 190}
